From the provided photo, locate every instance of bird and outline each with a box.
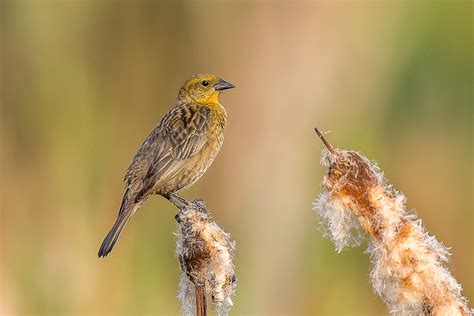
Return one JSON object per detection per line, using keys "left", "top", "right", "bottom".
{"left": 98, "top": 74, "right": 235, "bottom": 257}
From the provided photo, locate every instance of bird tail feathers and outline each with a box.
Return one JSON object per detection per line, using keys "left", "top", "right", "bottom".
{"left": 98, "top": 191, "right": 136, "bottom": 257}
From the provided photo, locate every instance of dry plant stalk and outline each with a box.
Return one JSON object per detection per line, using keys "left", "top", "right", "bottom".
{"left": 194, "top": 284, "right": 207, "bottom": 316}
{"left": 313, "top": 128, "right": 472, "bottom": 316}
{"left": 176, "top": 200, "right": 236, "bottom": 316}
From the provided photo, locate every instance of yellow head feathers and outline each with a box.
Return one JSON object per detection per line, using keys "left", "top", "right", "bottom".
{"left": 178, "top": 74, "right": 235, "bottom": 104}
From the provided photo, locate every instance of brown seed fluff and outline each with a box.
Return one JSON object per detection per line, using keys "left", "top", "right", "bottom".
{"left": 315, "top": 148, "right": 471, "bottom": 315}
{"left": 176, "top": 201, "right": 236, "bottom": 316}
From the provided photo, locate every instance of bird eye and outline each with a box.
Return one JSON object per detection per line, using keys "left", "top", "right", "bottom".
{"left": 201, "top": 80, "right": 210, "bottom": 87}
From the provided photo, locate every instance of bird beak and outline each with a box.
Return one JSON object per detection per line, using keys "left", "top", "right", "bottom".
{"left": 214, "top": 79, "right": 236, "bottom": 91}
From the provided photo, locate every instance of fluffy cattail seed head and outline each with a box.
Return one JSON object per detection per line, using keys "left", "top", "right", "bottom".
{"left": 176, "top": 200, "right": 236, "bottom": 316}
{"left": 313, "top": 129, "right": 472, "bottom": 315}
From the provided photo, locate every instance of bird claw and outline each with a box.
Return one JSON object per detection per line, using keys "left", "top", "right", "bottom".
{"left": 191, "top": 199, "right": 206, "bottom": 210}
{"left": 175, "top": 212, "right": 183, "bottom": 224}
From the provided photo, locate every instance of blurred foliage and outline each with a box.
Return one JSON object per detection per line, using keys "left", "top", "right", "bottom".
{"left": 1, "top": 1, "right": 472, "bottom": 315}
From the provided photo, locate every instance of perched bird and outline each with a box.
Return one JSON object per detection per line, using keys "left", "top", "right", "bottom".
{"left": 98, "top": 74, "right": 235, "bottom": 257}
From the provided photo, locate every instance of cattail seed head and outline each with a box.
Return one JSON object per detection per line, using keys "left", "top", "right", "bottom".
{"left": 314, "top": 132, "right": 472, "bottom": 316}
{"left": 176, "top": 200, "right": 236, "bottom": 316}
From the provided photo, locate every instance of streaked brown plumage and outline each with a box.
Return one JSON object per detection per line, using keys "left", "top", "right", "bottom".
{"left": 98, "top": 74, "right": 235, "bottom": 257}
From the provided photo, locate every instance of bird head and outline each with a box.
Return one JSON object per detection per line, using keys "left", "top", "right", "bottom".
{"left": 178, "top": 74, "right": 235, "bottom": 104}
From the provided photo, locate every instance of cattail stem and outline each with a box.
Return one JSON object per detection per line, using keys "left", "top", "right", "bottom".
{"left": 314, "top": 127, "right": 335, "bottom": 154}
{"left": 195, "top": 284, "right": 207, "bottom": 316}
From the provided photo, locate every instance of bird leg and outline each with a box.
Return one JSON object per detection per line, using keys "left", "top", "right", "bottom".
{"left": 166, "top": 194, "right": 189, "bottom": 224}
{"left": 166, "top": 193, "right": 191, "bottom": 209}
{"left": 166, "top": 194, "right": 208, "bottom": 223}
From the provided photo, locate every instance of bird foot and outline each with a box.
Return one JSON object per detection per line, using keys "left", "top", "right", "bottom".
{"left": 169, "top": 196, "right": 210, "bottom": 224}
{"left": 191, "top": 199, "right": 206, "bottom": 209}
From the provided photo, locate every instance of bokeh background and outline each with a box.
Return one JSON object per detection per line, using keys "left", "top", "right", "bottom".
{"left": 1, "top": 1, "right": 472, "bottom": 315}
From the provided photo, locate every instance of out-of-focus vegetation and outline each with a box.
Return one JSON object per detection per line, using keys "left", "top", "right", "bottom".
{"left": 1, "top": 2, "right": 472, "bottom": 315}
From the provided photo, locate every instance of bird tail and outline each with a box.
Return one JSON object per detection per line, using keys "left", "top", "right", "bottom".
{"left": 98, "top": 190, "right": 136, "bottom": 257}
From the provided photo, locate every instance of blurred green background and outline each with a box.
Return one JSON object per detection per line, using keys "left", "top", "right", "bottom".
{"left": 1, "top": 1, "right": 472, "bottom": 315}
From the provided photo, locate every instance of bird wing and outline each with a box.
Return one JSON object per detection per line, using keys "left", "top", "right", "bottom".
{"left": 125, "top": 102, "right": 211, "bottom": 204}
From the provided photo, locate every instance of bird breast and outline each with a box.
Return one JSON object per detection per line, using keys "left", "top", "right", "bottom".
{"left": 170, "top": 107, "right": 226, "bottom": 194}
